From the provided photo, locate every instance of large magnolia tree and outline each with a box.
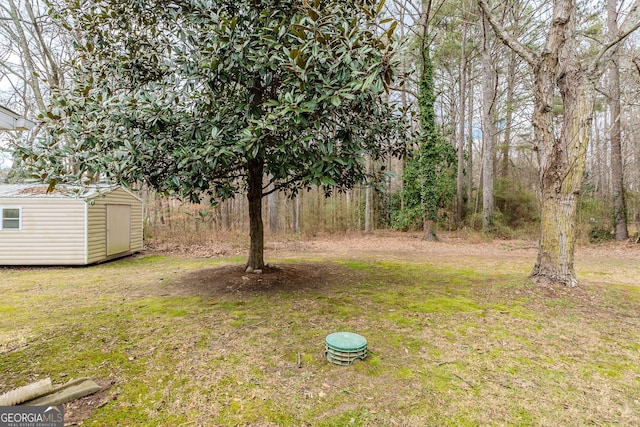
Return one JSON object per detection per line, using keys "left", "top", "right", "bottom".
{"left": 24, "top": 0, "right": 405, "bottom": 270}
{"left": 479, "top": 0, "right": 640, "bottom": 286}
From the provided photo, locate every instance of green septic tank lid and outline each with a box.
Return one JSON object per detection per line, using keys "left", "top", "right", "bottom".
{"left": 325, "top": 332, "right": 367, "bottom": 352}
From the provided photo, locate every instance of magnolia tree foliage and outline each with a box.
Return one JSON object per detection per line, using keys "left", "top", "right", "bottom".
{"left": 23, "top": 0, "right": 406, "bottom": 269}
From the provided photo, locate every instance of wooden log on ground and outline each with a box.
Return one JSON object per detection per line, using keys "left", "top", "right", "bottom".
{"left": 0, "top": 378, "right": 53, "bottom": 406}
{"left": 21, "top": 377, "right": 102, "bottom": 406}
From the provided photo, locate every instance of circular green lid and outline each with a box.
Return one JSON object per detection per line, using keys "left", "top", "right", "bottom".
{"left": 326, "top": 332, "right": 367, "bottom": 352}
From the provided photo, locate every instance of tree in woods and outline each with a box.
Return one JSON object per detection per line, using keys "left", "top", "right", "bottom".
{"left": 480, "top": 11, "right": 497, "bottom": 231}
{"left": 607, "top": 0, "right": 629, "bottom": 241}
{"left": 419, "top": 0, "right": 477, "bottom": 227}
{"left": 394, "top": 0, "right": 456, "bottom": 240}
{"left": 479, "top": 0, "right": 640, "bottom": 286}
{"left": 454, "top": 0, "right": 472, "bottom": 226}
{"left": 21, "top": 0, "right": 406, "bottom": 270}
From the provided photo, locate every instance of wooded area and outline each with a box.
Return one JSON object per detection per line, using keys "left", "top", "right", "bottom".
{"left": 2, "top": 0, "right": 640, "bottom": 285}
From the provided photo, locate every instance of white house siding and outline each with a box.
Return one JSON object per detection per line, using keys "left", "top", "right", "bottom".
{"left": 86, "top": 187, "right": 143, "bottom": 263}
{"left": 0, "top": 199, "right": 86, "bottom": 265}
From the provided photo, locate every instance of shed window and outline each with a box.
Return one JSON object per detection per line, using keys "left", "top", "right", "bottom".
{"left": 1, "top": 208, "right": 21, "bottom": 230}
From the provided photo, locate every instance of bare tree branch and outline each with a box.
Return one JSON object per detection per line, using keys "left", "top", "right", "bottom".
{"left": 5, "top": 0, "right": 45, "bottom": 110}
{"left": 589, "top": 0, "right": 640, "bottom": 75}
{"left": 477, "top": 0, "right": 536, "bottom": 66}
{"left": 389, "top": 85, "right": 418, "bottom": 98}
{"left": 24, "top": 0, "right": 63, "bottom": 89}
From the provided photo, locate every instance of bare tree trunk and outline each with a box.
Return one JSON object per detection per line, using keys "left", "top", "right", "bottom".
{"left": 331, "top": 195, "right": 337, "bottom": 230}
{"left": 466, "top": 65, "right": 474, "bottom": 209}
{"left": 364, "top": 157, "right": 374, "bottom": 234}
{"left": 531, "top": 10, "right": 592, "bottom": 287}
{"left": 533, "top": 87, "right": 591, "bottom": 287}
{"left": 291, "top": 193, "right": 301, "bottom": 233}
{"left": 456, "top": 11, "right": 468, "bottom": 225}
{"left": 602, "top": 112, "right": 612, "bottom": 195}
{"left": 221, "top": 200, "right": 230, "bottom": 230}
{"left": 267, "top": 175, "right": 278, "bottom": 234}
{"left": 167, "top": 198, "right": 174, "bottom": 229}
{"left": 316, "top": 186, "right": 323, "bottom": 231}
{"left": 296, "top": 193, "right": 301, "bottom": 233}
{"left": 344, "top": 190, "right": 354, "bottom": 230}
{"left": 593, "top": 113, "right": 603, "bottom": 196}
{"left": 398, "top": 12, "right": 409, "bottom": 214}
{"left": 607, "top": 0, "right": 629, "bottom": 240}
{"left": 481, "top": 13, "right": 496, "bottom": 231}
{"left": 423, "top": 218, "right": 437, "bottom": 241}
{"left": 501, "top": 50, "right": 517, "bottom": 179}
{"left": 246, "top": 159, "right": 265, "bottom": 271}
{"left": 634, "top": 106, "right": 640, "bottom": 212}
{"left": 158, "top": 196, "right": 166, "bottom": 225}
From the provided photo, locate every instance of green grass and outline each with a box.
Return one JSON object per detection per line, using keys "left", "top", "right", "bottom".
{"left": 1, "top": 253, "right": 640, "bottom": 426}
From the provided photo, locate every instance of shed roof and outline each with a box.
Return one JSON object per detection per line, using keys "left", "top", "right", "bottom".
{"left": 0, "top": 184, "right": 128, "bottom": 200}
{"left": 0, "top": 106, "right": 35, "bottom": 131}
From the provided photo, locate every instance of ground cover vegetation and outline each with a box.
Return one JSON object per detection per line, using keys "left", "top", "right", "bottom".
{"left": 1, "top": 236, "right": 639, "bottom": 426}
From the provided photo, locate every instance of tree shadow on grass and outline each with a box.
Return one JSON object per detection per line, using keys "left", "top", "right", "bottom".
{"left": 170, "top": 262, "right": 362, "bottom": 298}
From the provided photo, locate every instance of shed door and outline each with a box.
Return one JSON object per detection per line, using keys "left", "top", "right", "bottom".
{"left": 106, "top": 204, "right": 131, "bottom": 256}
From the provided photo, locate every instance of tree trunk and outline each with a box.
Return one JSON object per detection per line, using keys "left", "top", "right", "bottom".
{"left": 481, "top": 13, "right": 496, "bottom": 231}
{"left": 364, "top": 157, "right": 374, "bottom": 234}
{"left": 423, "top": 218, "right": 437, "bottom": 241}
{"left": 533, "top": 189, "right": 580, "bottom": 287}
{"left": 291, "top": 193, "right": 301, "bottom": 233}
{"left": 398, "top": 20, "right": 408, "bottom": 215}
{"left": 466, "top": 65, "right": 474, "bottom": 208}
{"left": 501, "top": 50, "right": 517, "bottom": 179}
{"left": 246, "top": 158, "right": 265, "bottom": 271}
{"left": 158, "top": 196, "right": 165, "bottom": 225}
{"left": 455, "top": 13, "right": 468, "bottom": 225}
{"left": 531, "top": 69, "right": 592, "bottom": 287}
{"left": 593, "top": 113, "right": 604, "bottom": 196}
{"left": 607, "top": 0, "right": 629, "bottom": 241}
{"left": 221, "top": 200, "right": 230, "bottom": 230}
{"left": 267, "top": 174, "right": 278, "bottom": 234}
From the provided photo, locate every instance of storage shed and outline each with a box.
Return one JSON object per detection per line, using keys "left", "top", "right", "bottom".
{"left": 0, "top": 184, "right": 143, "bottom": 265}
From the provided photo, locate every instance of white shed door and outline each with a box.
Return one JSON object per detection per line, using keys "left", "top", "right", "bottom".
{"left": 106, "top": 204, "right": 131, "bottom": 256}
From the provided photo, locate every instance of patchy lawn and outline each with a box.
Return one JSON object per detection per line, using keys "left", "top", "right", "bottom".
{"left": 1, "top": 234, "right": 640, "bottom": 426}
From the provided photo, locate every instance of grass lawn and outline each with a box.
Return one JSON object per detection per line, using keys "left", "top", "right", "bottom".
{"left": 1, "top": 240, "right": 639, "bottom": 426}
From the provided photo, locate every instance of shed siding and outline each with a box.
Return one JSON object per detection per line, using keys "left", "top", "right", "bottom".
{"left": 0, "top": 199, "right": 85, "bottom": 265}
{"left": 87, "top": 188, "right": 143, "bottom": 263}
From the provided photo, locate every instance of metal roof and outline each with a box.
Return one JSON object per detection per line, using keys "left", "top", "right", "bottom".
{"left": 0, "top": 184, "right": 122, "bottom": 199}
{"left": 0, "top": 106, "right": 35, "bottom": 131}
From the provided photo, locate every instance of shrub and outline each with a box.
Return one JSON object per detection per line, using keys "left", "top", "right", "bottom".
{"left": 494, "top": 178, "right": 540, "bottom": 228}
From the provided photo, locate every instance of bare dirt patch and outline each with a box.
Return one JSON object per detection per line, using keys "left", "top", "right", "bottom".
{"left": 63, "top": 380, "right": 114, "bottom": 425}
{"left": 171, "top": 262, "right": 360, "bottom": 298}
